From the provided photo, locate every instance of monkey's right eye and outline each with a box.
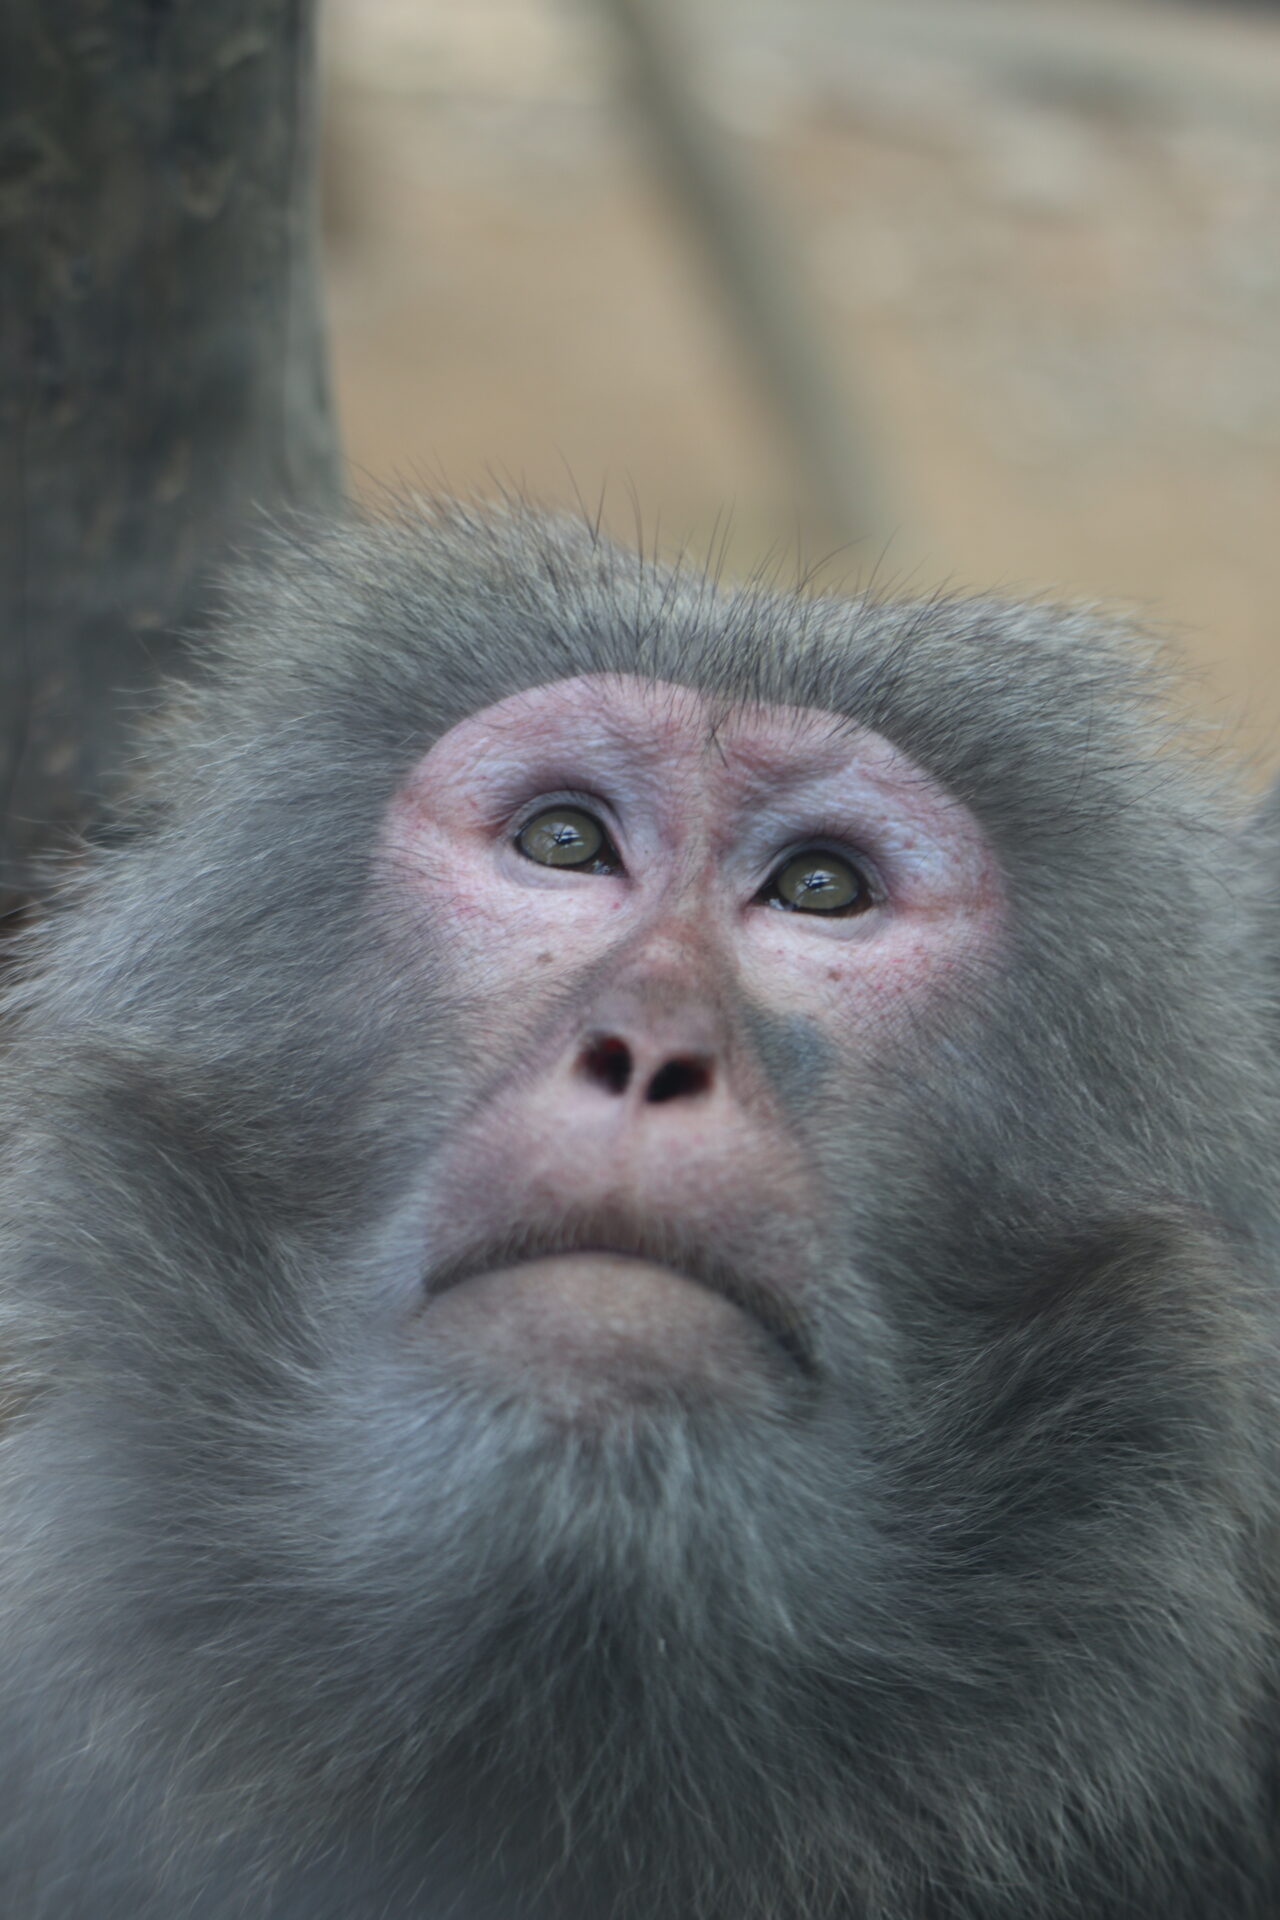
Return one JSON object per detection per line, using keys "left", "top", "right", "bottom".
{"left": 515, "top": 805, "right": 621, "bottom": 873}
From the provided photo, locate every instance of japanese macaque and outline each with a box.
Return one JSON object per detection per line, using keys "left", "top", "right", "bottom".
{"left": 0, "top": 503, "right": 1276, "bottom": 1918}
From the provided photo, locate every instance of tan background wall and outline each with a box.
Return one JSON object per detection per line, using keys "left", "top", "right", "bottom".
{"left": 323, "top": 0, "right": 1280, "bottom": 766}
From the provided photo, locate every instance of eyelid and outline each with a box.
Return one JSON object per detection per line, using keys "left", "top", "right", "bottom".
{"left": 507, "top": 789, "right": 620, "bottom": 841}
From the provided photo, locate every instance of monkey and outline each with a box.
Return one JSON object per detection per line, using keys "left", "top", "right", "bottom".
{"left": 0, "top": 499, "right": 1276, "bottom": 1920}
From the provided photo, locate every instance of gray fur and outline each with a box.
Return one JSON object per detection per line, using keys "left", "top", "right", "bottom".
{"left": 0, "top": 499, "right": 1277, "bottom": 1918}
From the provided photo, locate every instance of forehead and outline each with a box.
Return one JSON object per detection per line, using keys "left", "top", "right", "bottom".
{"left": 421, "top": 673, "right": 888, "bottom": 795}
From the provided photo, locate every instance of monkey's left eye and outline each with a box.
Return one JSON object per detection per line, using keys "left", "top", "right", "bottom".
{"left": 757, "top": 849, "right": 874, "bottom": 916}
{"left": 515, "top": 805, "right": 622, "bottom": 874}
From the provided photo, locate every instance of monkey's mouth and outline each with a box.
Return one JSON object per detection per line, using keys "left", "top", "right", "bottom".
{"left": 424, "top": 1215, "right": 817, "bottom": 1380}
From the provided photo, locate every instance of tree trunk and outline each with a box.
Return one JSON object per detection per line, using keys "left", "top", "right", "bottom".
{"left": 0, "top": 0, "right": 341, "bottom": 921}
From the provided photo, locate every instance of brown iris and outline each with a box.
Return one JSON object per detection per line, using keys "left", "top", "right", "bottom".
{"left": 516, "top": 806, "right": 619, "bottom": 873}
{"left": 764, "top": 850, "right": 869, "bottom": 915}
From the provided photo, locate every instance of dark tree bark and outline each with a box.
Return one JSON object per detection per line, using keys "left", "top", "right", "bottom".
{"left": 0, "top": 0, "right": 340, "bottom": 921}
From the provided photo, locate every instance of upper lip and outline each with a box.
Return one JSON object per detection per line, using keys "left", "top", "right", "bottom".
{"left": 424, "top": 1208, "right": 817, "bottom": 1379}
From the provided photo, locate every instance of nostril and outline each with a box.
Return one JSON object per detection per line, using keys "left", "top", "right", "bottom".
{"left": 645, "top": 1056, "right": 713, "bottom": 1104}
{"left": 578, "top": 1035, "right": 633, "bottom": 1096}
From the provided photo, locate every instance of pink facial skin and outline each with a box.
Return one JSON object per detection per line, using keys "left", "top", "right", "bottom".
{"left": 382, "top": 675, "right": 1001, "bottom": 1413}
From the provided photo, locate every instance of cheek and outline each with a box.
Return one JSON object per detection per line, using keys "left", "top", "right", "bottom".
{"left": 380, "top": 800, "right": 628, "bottom": 996}
{"left": 739, "top": 896, "right": 1000, "bottom": 1039}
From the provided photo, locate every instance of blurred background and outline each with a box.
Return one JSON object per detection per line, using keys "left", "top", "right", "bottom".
{"left": 321, "top": 0, "right": 1280, "bottom": 754}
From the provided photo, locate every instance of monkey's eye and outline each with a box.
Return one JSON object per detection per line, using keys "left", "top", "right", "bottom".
{"left": 515, "top": 805, "right": 621, "bottom": 874}
{"left": 758, "top": 849, "right": 873, "bottom": 916}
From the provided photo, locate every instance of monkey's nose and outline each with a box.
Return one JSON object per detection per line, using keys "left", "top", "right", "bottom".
{"left": 576, "top": 1035, "right": 715, "bottom": 1104}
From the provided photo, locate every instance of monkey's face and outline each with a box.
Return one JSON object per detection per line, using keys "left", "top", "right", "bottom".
{"left": 378, "top": 672, "right": 1000, "bottom": 1427}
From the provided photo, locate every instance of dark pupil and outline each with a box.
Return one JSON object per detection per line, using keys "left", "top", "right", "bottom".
{"left": 517, "top": 806, "right": 604, "bottom": 868}
{"left": 797, "top": 868, "right": 839, "bottom": 904}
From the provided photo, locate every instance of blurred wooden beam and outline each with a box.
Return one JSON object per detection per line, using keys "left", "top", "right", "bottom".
{"left": 0, "top": 0, "right": 341, "bottom": 922}
{"left": 598, "top": 0, "right": 890, "bottom": 549}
